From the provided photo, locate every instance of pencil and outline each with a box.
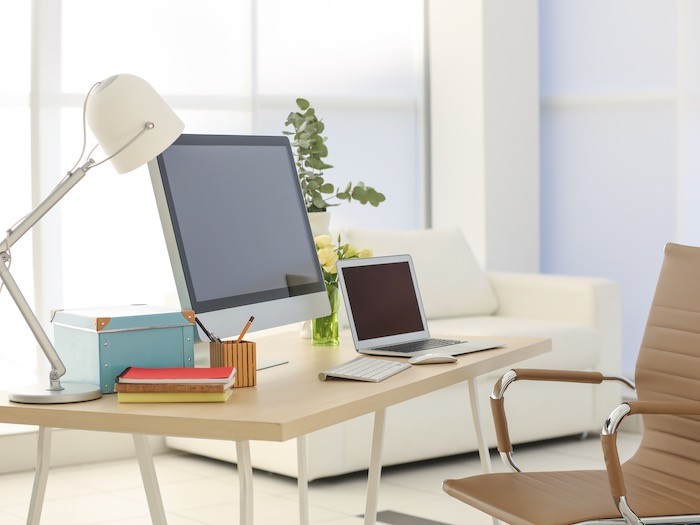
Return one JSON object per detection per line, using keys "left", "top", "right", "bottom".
{"left": 235, "top": 316, "right": 255, "bottom": 344}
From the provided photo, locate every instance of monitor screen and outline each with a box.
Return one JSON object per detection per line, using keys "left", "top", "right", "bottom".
{"left": 148, "top": 134, "right": 329, "bottom": 340}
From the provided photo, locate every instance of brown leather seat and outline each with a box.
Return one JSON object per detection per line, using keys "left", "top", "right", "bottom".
{"left": 443, "top": 243, "right": 700, "bottom": 525}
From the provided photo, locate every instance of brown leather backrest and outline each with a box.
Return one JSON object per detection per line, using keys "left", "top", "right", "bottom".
{"left": 631, "top": 243, "right": 700, "bottom": 480}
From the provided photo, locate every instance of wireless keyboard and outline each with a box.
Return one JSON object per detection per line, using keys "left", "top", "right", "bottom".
{"left": 318, "top": 357, "right": 411, "bottom": 382}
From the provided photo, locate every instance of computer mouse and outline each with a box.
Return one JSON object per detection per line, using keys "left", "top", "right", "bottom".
{"left": 408, "top": 353, "right": 458, "bottom": 365}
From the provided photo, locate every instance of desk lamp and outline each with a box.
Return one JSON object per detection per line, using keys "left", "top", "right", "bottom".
{"left": 1, "top": 74, "right": 184, "bottom": 404}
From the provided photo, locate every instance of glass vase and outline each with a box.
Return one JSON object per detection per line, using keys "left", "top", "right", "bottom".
{"left": 313, "top": 285, "right": 340, "bottom": 346}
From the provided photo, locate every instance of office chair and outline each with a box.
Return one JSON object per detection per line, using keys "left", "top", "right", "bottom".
{"left": 443, "top": 242, "right": 700, "bottom": 525}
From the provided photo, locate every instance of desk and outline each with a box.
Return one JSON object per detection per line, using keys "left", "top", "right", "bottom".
{"left": 0, "top": 332, "right": 549, "bottom": 524}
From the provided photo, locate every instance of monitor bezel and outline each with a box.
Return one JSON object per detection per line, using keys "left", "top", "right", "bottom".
{"left": 148, "top": 133, "right": 330, "bottom": 340}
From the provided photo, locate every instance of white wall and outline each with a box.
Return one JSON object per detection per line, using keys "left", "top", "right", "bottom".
{"left": 428, "top": 0, "right": 540, "bottom": 273}
{"left": 677, "top": 0, "right": 700, "bottom": 245}
{"left": 539, "top": 1, "right": 680, "bottom": 374}
{"left": 430, "top": 1, "right": 700, "bottom": 375}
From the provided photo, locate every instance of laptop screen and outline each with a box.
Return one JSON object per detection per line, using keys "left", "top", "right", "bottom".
{"left": 340, "top": 260, "right": 425, "bottom": 341}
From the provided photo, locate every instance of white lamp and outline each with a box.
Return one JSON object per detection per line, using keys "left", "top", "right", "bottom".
{"left": 0, "top": 74, "right": 184, "bottom": 404}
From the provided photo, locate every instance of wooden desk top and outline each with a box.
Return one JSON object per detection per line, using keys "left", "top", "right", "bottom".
{"left": 0, "top": 333, "right": 549, "bottom": 442}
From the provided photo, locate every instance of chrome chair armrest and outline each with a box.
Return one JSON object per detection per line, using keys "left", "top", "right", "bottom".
{"left": 491, "top": 368, "right": 635, "bottom": 473}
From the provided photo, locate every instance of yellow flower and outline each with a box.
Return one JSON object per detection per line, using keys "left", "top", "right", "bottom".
{"left": 314, "top": 235, "right": 332, "bottom": 249}
{"left": 344, "top": 245, "right": 359, "bottom": 258}
{"left": 315, "top": 236, "right": 370, "bottom": 284}
{"left": 317, "top": 246, "right": 338, "bottom": 273}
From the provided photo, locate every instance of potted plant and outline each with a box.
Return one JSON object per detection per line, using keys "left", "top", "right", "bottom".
{"left": 284, "top": 98, "right": 385, "bottom": 234}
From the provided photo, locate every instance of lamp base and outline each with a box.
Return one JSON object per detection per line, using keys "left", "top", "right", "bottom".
{"left": 9, "top": 383, "right": 102, "bottom": 404}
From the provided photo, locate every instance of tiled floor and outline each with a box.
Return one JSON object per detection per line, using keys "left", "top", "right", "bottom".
{"left": 0, "top": 432, "right": 642, "bottom": 524}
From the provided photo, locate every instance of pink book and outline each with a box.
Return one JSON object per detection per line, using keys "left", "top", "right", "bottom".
{"left": 117, "top": 367, "right": 235, "bottom": 384}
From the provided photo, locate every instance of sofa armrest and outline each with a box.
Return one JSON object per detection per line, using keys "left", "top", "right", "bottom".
{"left": 488, "top": 272, "right": 622, "bottom": 373}
{"left": 487, "top": 272, "right": 619, "bottom": 327}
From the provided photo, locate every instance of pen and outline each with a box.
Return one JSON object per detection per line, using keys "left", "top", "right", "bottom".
{"left": 195, "top": 316, "right": 221, "bottom": 343}
{"left": 236, "top": 316, "right": 255, "bottom": 343}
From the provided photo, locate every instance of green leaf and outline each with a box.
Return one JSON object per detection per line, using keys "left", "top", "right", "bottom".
{"left": 305, "top": 157, "right": 328, "bottom": 170}
{"left": 336, "top": 192, "right": 350, "bottom": 201}
{"left": 312, "top": 193, "right": 327, "bottom": 210}
{"left": 319, "top": 183, "right": 334, "bottom": 194}
{"left": 285, "top": 113, "right": 304, "bottom": 128}
{"left": 351, "top": 186, "right": 368, "bottom": 204}
{"left": 296, "top": 98, "right": 310, "bottom": 111}
{"left": 311, "top": 144, "right": 328, "bottom": 157}
{"left": 366, "top": 188, "right": 386, "bottom": 206}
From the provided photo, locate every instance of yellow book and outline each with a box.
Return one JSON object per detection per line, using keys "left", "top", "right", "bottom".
{"left": 117, "top": 388, "right": 233, "bottom": 403}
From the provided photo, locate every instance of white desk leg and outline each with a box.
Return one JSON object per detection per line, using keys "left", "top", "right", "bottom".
{"left": 27, "top": 426, "right": 51, "bottom": 525}
{"left": 236, "top": 440, "right": 254, "bottom": 525}
{"left": 466, "top": 378, "right": 500, "bottom": 525}
{"left": 132, "top": 434, "right": 167, "bottom": 525}
{"left": 297, "top": 436, "right": 310, "bottom": 525}
{"left": 466, "top": 378, "right": 492, "bottom": 474}
{"left": 364, "top": 408, "right": 386, "bottom": 525}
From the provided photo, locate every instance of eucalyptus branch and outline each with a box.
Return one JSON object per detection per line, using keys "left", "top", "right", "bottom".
{"left": 284, "top": 98, "right": 386, "bottom": 213}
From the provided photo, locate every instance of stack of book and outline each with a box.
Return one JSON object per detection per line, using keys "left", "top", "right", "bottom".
{"left": 115, "top": 366, "right": 236, "bottom": 403}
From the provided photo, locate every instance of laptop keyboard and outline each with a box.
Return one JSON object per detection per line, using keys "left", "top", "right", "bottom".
{"left": 318, "top": 357, "right": 411, "bottom": 382}
{"left": 375, "top": 338, "right": 463, "bottom": 354}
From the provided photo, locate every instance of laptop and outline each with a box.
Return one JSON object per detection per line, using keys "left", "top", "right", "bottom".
{"left": 336, "top": 254, "right": 502, "bottom": 358}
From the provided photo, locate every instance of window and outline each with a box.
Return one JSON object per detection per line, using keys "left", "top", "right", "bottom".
{"left": 1, "top": 1, "right": 426, "bottom": 386}
{"left": 0, "top": 3, "right": 37, "bottom": 390}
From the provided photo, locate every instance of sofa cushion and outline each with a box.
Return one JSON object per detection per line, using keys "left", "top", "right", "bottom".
{"left": 345, "top": 227, "right": 498, "bottom": 318}
{"left": 428, "top": 316, "right": 600, "bottom": 374}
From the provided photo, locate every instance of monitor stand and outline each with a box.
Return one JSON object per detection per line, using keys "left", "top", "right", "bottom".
{"left": 257, "top": 359, "right": 289, "bottom": 371}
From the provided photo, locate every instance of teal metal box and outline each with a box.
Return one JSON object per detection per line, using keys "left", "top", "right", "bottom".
{"left": 52, "top": 305, "right": 196, "bottom": 393}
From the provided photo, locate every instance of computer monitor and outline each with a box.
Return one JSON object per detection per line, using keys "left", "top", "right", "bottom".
{"left": 148, "top": 134, "right": 330, "bottom": 341}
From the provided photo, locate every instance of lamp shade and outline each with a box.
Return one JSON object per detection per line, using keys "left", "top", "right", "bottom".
{"left": 86, "top": 74, "right": 184, "bottom": 174}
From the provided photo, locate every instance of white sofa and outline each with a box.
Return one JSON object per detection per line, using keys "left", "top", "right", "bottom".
{"left": 167, "top": 227, "right": 622, "bottom": 480}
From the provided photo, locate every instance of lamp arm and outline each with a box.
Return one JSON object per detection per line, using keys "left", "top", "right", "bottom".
{"left": 0, "top": 160, "right": 94, "bottom": 254}
{"left": 0, "top": 160, "right": 94, "bottom": 390}
{"left": 0, "top": 262, "right": 65, "bottom": 388}
{"left": 1, "top": 121, "right": 157, "bottom": 254}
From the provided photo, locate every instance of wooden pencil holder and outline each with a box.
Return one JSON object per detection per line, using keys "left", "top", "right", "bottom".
{"left": 210, "top": 341, "right": 257, "bottom": 387}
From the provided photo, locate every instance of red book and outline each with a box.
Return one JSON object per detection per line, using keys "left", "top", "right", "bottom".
{"left": 117, "top": 367, "right": 235, "bottom": 385}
